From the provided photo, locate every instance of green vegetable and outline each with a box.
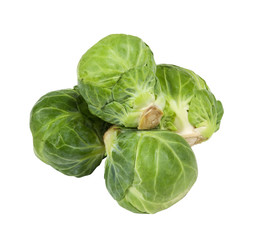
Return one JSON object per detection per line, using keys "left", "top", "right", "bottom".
{"left": 77, "top": 34, "right": 165, "bottom": 130}
{"left": 104, "top": 126, "right": 198, "bottom": 214}
{"left": 156, "top": 64, "right": 224, "bottom": 146}
{"left": 29, "top": 34, "right": 224, "bottom": 214}
{"left": 30, "top": 88, "right": 108, "bottom": 177}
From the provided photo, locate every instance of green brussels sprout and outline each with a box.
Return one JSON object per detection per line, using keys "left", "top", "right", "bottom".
{"left": 77, "top": 34, "right": 165, "bottom": 130}
{"left": 30, "top": 88, "right": 109, "bottom": 177}
{"left": 156, "top": 64, "right": 224, "bottom": 146}
{"left": 104, "top": 126, "right": 198, "bottom": 214}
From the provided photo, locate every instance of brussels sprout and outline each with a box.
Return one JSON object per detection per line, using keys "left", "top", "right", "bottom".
{"left": 77, "top": 34, "right": 165, "bottom": 130}
{"left": 30, "top": 88, "right": 109, "bottom": 177}
{"left": 156, "top": 64, "right": 224, "bottom": 146}
{"left": 104, "top": 126, "right": 198, "bottom": 214}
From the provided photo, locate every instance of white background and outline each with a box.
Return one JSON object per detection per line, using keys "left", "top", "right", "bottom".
{"left": 1, "top": 0, "right": 272, "bottom": 239}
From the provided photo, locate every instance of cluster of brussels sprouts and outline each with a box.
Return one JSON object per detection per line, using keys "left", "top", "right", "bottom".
{"left": 30, "top": 34, "right": 223, "bottom": 214}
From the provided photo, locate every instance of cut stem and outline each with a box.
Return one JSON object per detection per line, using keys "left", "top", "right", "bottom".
{"left": 177, "top": 131, "right": 206, "bottom": 146}
{"left": 138, "top": 105, "right": 163, "bottom": 130}
{"left": 103, "top": 125, "right": 119, "bottom": 156}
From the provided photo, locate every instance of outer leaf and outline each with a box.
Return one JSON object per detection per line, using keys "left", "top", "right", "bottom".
{"left": 104, "top": 127, "right": 138, "bottom": 200}
{"left": 216, "top": 100, "right": 224, "bottom": 131}
{"left": 30, "top": 88, "right": 108, "bottom": 177}
{"left": 188, "top": 89, "right": 218, "bottom": 139}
